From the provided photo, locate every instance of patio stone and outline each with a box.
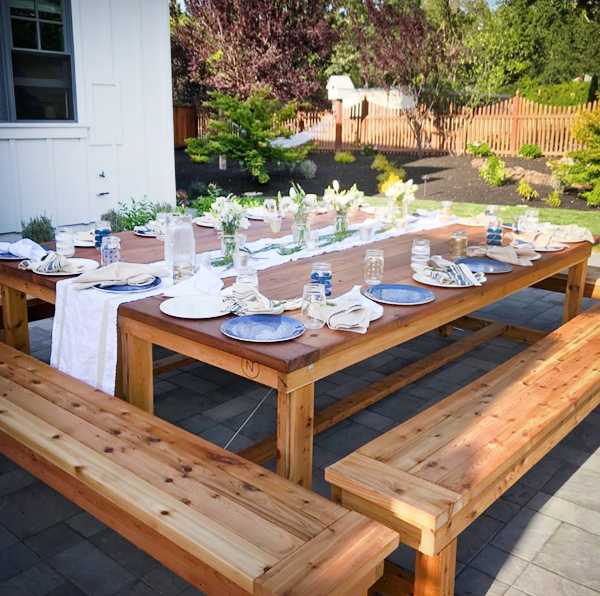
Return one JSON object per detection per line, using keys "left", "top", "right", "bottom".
{"left": 514, "top": 564, "right": 597, "bottom": 596}
{"left": 168, "top": 373, "right": 220, "bottom": 394}
{"left": 114, "top": 582, "right": 163, "bottom": 596}
{"left": 176, "top": 414, "right": 215, "bottom": 436}
{"left": 533, "top": 523, "right": 600, "bottom": 590}
{"left": 455, "top": 566, "right": 510, "bottom": 596}
{"left": 368, "top": 393, "right": 428, "bottom": 422}
{"left": 471, "top": 545, "right": 528, "bottom": 585}
{"left": 0, "top": 562, "right": 66, "bottom": 595}
{"left": 311, "top": 445, "right": 340, "bottom": 469}
{"left": 50, "top": 541, "right": 135, "bottom": 596}
{"left": 503, "top": 589, "right": 529, "bottom": 596}
{"left": 559, "top": 421, "right": 600, "bottom": 454}
{"left": 25, "top": 523, "right": 83, "bottom": 559}
{"left": 526, "top": 492, "right": 600, "bottom": 536}
{"left": 198, "top": 425, "right": 254, "bottom": 452}
{"left": 0, "top": 542, "right": 41, "bottom": 581}
{"left": 457, "top": 515, "right": 504, "bottom": 565}
{"left": 202, "top": 395, "right": 256, "bottom": 423}
{"left": 350, "top": 409, "right": 395, "bottom": 431}
{"left": 315, "top": 422, "right": 381, "bottom": 456}
{"left": 518, "top": 455, "right": 564, "bottom": 490}
{"left": 154, "top": 388, "right": 223, "bottom": 423}
{"left": 65, "top": 513, "right": 106, "bottom": 538}
{"left": 47, "top": 583, "right": 87, "bottom": 596}
{"left": 491, "top": 509, "right": 561, "bottom": 562}
{"left": 141, "top": 565, "right": 190, "bottom": 596}
{"left": 501, "top": 482, "right": 537, "bottom": 507}
{"left": 541, "top": 463, "right": 600, "bottom": 513}
{"left": 223, "top": 404, "right": 277, "bottom": 441}
{"left": 0, "top": 467, "right": 37, "bottom": 497}
{"left": 485, "top": 499, "right": 522, "bottom": 524}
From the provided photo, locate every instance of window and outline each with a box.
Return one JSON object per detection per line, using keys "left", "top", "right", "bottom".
{"left": 0, "top": 0, "right": 76, "bottom": 121}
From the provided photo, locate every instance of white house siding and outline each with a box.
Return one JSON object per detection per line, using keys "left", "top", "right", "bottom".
{"left": 0, "top": 0, "right": 175, "bottom": 234}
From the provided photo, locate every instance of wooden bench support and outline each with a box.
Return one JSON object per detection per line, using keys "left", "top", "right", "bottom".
{"left": 563, "top": 260, "right": 588, "bottom": 323}
{"left": 0, "top": 285, "right": 30, "bottom": 353}
{"left": 369, "top": 561, "right": 414, "bottom": 596}
{"left": 240, "top": 323, "right": 507, "bottom": 465}
{"left": 414, "top": 540, "right": 456, "bottom": 596}
{"left": 533, "top": 264, "right": 599, "bottom": 301}
{"left": 455, "top": 316, "right": 548, "bottom": 344}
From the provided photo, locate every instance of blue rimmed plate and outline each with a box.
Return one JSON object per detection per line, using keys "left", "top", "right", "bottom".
{"left": 455, "top": 257, "right": 513, "bottom": 274}
{"left": 363, "top": 284, "right": 435, "bottom": 306}
{"left": 93, "top": 277, "right": 162, "bottom": 294}
{"left": 221, "top": 314, "right": 305, "bottom": 343}
{"left": 133, "top": 228, "right": 156, "bottom": 238}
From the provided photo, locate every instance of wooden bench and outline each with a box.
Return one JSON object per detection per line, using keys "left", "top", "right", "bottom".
{"left": 325, "top": 302, "right": 600, "bottom": 596}
{"left": 534, "top": 263, "right": 600, "bottom": 301}
{"left": 0, "top": 343, "right": 399, "bottom": 596}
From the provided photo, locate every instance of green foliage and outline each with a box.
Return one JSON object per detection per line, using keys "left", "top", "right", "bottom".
{"left": 190, "top": 182, "right": 226, "bottom": 214}
{"left": 518, "top": 143, "right": 542, "bottom": 160}
{"left": 185, "top": 88, "right": 311, "bottom": 184}
{"left": 21, "top": 214, "right": 54, "bottom": 243}
{"left": 517, "top": 180, "right": 539, "bottom": 201}
{"left": 467, "top": 141, "right": 495, "bottom": 157}
{"left": 100, "top": 209, "right": 125, "bottom": 233}
{"left": 152, "top": 202, "right": 186, "bottom": 219}
{"left": 361, "top": 143, "right": 377, "bottom": 156}
{"left": 298, "top": 159, "right": 317, "bottom": 180}
{"left": 517, "top": 77, "right": 592, "bottom": 107}
{"left": 543, "top": 190, "right": 562, "bottom": 207}
{"left": 479, "top": 155, "right": 508, "bottom": 187}
{"left": 119, "top": 198, "right": 154, "bottom": 231}
{"left": 334, "top": 151, "right": 356, "bottom": 163}
{"left": 371, "top": 153, "right": 392, "bottom": 171}
{"left": 370, "top": 153, "right": 408, "bottom": 192}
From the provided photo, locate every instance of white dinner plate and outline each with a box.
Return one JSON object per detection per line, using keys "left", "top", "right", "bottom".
{"left": 34, "top": 258, "right": 99, "bottom": 276}
{"left": 193, "top": 215, "right": 216, "bottom": 228}
{"left": 160, "top": 295, "right": 232, "bottom": 319}
{"left": 412, "top": 272, "right": 481, "bottom": 288}
{"left": 512, "top": 240, "right": 566, "bottom": 253}
{"left": 74, "top": 240, "right": 95, "bottom": 248}
{"left": 246, "top": 207, "right": 265, "bottom": 220}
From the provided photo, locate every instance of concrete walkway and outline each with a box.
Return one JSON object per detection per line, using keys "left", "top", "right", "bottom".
{"left": 0, "top": 287, "right": 598, "bottom": 596}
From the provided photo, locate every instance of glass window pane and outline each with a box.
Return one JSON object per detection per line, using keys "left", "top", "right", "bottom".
{"left": 11, "top": 18, "right": 38, "bottom": 49}
{"left": 9, "top": 0, "right": 35, "bottom": 18}
{"left": 38, "top": 0, "right": 63, "bottom": 22}
{"left": 40, "top": 22, "right": 64, "bottom": 51}
{"left": 12, "top": 52, "right": 73, "bottom": 120}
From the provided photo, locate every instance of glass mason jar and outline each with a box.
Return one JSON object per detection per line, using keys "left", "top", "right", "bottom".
{"left": 450, "top": 230, "right": 468, "bottom": 258}
{"left": 525, "top": 209, "right": 539, "bottom": 232}
{"left": 364, "top": 249, "right": 384, "bottom": 285}
{"left": 55, "top": 227, "right": 75, "bottom": 257}
{"left": 100, "top": 236, "right": 121, "bottom": 267}
{"left": 264, "top": 198, "right": 278, "bottom": 220}
{"left": 236, "top": 266, "right": 259, "bottom": 289}
{"left": 335, "top": 213, "right": 349, "bottom": 235}
{"left": 513, "top": 214, "right": 526, "bottom": 235}
{"left": 439, "top": 200, "right": 453, "bottom": 222}
{"left": 221, "top": 233, "right": 237, "bottom": 259}
{"left": 164, "top": 213, "right": 194, "bottom": 272}
{"left": 94, "top": 220, "right": 111, "bottom": 250}
{"left": 173, "top": 253, "right": 194, "bottom": 283}
{"left": 411, "top": 239, "right": 430, "bottom": 265}
{"left": 301, "top": 284, "right": 326, "bottom": 329}
{"left": 292, "top": 221, "right": 310, "bottom": 246}
{"left": 155, "top": 212, "right": 168, "bottom": 242}
{"left": 486, "top": 216, "right": 503, "bottom": 246}
{"left": 310, "top": 262, "right": 332, "bottom": 297}
{"left": 484, "top": 204, "right": 499, "bottom": 229}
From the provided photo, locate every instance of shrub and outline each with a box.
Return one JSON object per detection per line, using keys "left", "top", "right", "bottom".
{"left": 361, "top": 143, "right": 377, "bottom": 156}
{"left": 119, "top": 198, "right": 154, "bottom": 231}
{"left": 550, "top": 172, "right": 569, "bottom": 192}
{"left": 298, "top": 159, "right": 317, "bottom": 179}
{"left": 467, "top": 141, "right": 495, "bottom": 157}
{"left": 273, "top": 161, "right": 297, "bottom": 175}
{"left": 187, "top": 180, "right": 208, "bottom": 200}
{"left": 479, "top": 155, "right": 508, "bottom": 187}
{"left": 100, "top": 209, "right": 125, "bottom": 233}
{"left": 518, "top": 143, "right": 542, "bottom": 160}
{"left": 543, "top": 190, "right": 562, "bottom": 207}
{"left": 21, "top": 214, "right": 54, "bottom": 243}
{"left": 371, "top": 153, "right": 407, "bottom": 192}
{"left": 175, "top": 189, "right": 189, "bottom": 207}
{"left": 334, "top": 151, "right": 356, "bottom": 163}
{"left": 371, "top": 153, "right": 391, "bottom": 171}
{"left": 185, "top": 87, "right": 311, "bottom": 184}
{"left": 517, "top": 180, "right": 539, "bottom": 201}
{"left": 152, "top": 202, "right": 186, "bottom": 218}
{"left": 189, "top": 182, "right": 227, "bottom": 214}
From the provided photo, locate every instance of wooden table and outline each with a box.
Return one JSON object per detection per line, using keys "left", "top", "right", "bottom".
{"left": 0, "top": 217, "right": 592, "bottom": 489}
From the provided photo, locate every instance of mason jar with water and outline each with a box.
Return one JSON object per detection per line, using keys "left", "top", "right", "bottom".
{"left": 164, "top": 213, "right": 195, "bottom": 273}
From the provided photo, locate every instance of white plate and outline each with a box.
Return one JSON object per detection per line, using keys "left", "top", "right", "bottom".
{"left": 512, "top": 240, "right": 566, "bottom": 253}
{"left": 34, "top": 258, "right": 99, "bottom": 276}
{"left": 193, "top": 215, "right": 216, "bottom": 228}
{"left": 74, "top": 240, "right": 95, "bottom": 248}
{"left": 412, "top": 272, "right": 477, "bottom": 288}
{"left": 246, "top": 207, "right": 265, "bottom": 220}
{"left": 160, "top": 295, "right": 232, "bottom": 319}
{"left": 134, "top": 230, "right": 156, "bottom": 238}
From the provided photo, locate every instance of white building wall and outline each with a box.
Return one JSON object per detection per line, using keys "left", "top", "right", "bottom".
{"left": 0, "top": 0, "right": 175, "bottom": 234}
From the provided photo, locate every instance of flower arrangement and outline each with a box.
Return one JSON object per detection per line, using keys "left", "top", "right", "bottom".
{"left": 383, "top": 178, "right": 417, "bottom": 206}
{"left": 209, "top": 194, "right": 249, "bottom": 235}
{"left": 323, "top": 180, "right": 365, "bottom": 215}
{"left": 278, "top": 183, "right": 319, "bottom": 223}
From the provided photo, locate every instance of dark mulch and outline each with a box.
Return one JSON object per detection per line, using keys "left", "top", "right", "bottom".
{"left": 175, "top": 150, "right": 595, "bottom": 211}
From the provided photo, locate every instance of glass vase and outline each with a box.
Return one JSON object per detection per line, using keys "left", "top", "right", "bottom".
{"left": 221, "top": 233, "right": 237, "bottom": 258}
{"left": 394, "top": 202, "right": 409, "bottom": 232}
{"left": 292, "top": 219, "right": 309, "bottom": 245}
{"left": 335, "top": 213, "right": 349, "bottom": 235}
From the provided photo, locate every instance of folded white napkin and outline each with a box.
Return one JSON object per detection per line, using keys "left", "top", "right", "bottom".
{"left": 163, "top": 264, "right": 224, "bottom": 297}
{"left": 134, "top": 221, "right": 156, "bottom": 234}
{"left": 228, "top": 283, "right": 302, "bottom": 315}
{"left": 73, "top": 229, "right": 95, "bottom": 246}
{"left": 335, "top": 284, "right": 383, "bottom": 321}
{"left": 0, "top": 238, "right": 48, "bottom": 260}
{"left": 519, "top": 225, "right": 593, "bottom": 247}
{"left": 18, "top": 251, "right": 84, "bottom": 275}
{"left": 325, "top": 300, "right": 370, "bottom": 334}
{"left": 73, "top": 262, "right": 168, "bottom": 290}
{"left": 413, "top": 262, "right": 483, "bottom": 286}
{"left": 466, "top": 245, "right": 537, "bottom": 266}
{"left": 457, "top": 212, "right": 487, "bottom": 227}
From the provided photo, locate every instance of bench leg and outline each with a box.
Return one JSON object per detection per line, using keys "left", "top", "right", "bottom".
{"left": 277, "top": 383, "right": 314, "bottom": 489}
{"left": 563, "top": 260, "right": 588, "bottom": 324}
{"left": 414, "top": 540, "right": 457, "bottom": 596}
{"left": 121, "top": 330, "right": 154, "bottom": 414}
{"left": 1, "top": 285, "right": 30, "bottom": 354}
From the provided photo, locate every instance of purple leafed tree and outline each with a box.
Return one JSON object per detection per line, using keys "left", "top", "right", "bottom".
{"left": 170, "top": 0, "right": 337, "bottom": 105}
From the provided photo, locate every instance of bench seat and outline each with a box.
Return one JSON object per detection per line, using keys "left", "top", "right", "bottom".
{"left": 0, "top": 342, "right": 398, "bottom": 596}
{"left": 326, "top": 302, "right": 600, "bottom": 595}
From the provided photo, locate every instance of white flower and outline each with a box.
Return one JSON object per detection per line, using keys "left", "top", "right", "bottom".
{"left": 332, "top": 180, "right": 340, "bottom": 192}
{"left": 289, "top": 187, "right": 297, "bottom": 200}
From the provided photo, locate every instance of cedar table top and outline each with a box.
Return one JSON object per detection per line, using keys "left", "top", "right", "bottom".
{"left": 119, "top": 223, "right": 592, "bottom": 374}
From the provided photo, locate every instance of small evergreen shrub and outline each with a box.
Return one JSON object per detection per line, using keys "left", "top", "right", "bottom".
{"left": 371, "top": 153, "right": 407, "bottom": 191}
{"left": 21, "top": 214, "right": 54, "bottom": 243}
{"left": 543, "top": 190, "right": 562, "bottom": 207}
{"left": 479, "top": 155, "right": 508, "bottom": 187}
{"left": 119, "top": 198, "right": 153, "bottom": 231}
{"left": 152, "top": 202, "right": 185, "bottom": 218}
{"left": 298, "top": 159, "right": 317, "bottom": 179}
{"left": 371, "top": 153, "right": 391, "bottom": 171}
{"left": 517, "top": 180, "right": 539, "bottom": 201}
{"left": 361, "top": 143, "right": 377, "bottom": 156}
{"left": 518, "top": 143, "right": 542, "bottom": 160}
{"left": 187, "top": 180, "right": 208, "bottom": 200}
{"left": 467, "top": 141, "right": 495, "bottom": 157}
{"left": 334, "top": 151, "right": 356, "bottom": 163}
{"left": 273, "top": 161, "right": 297, "bottom": 175}
{"left": 100, "top": 209, "right": 125, "bottom": 233}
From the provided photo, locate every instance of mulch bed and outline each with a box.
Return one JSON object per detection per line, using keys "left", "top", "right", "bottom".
{"left": 175, "top": 150, "right": 596, "bottom": 211}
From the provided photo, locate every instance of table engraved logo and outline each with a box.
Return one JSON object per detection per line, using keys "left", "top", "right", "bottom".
{"left": 241, "top": 359, "right": 260, "bottom": 379}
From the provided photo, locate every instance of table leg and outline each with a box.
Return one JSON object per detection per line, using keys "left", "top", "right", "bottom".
{"left": 121, "top": 330, "right": 154, "bottom": 413}
{"left": 563, "top": 260, "right": 588, "bottom": 324}
{"left": 414, "top": 540, "right": 457, "bottom": 596}
{"left": 1, "top": 285, "right": 30, "bottom": 354}
{"left": 277, "top": 383, "right": 314, "bottom": 489}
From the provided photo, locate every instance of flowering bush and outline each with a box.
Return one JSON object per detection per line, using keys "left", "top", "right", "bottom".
{"left": 383, "top": 177, "right": 417, "bottom": 205}
{"left": 323, "top": 180, "right": 364, "bottom": 214}
{"left": 209, "top": 194, "right": 250, "bottom": 234}
{"left": 278, "top": 183, "right": 319, "bottom": 222}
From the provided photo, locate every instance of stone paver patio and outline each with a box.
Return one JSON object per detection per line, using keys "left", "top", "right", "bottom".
{"left": 0, "top": 286, "right": 599, "bottom": 596}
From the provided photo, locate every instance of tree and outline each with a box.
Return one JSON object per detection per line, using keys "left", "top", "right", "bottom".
{"left": 185, "top": 88, "right": 312, "bottom": 183}
{"left": 170, "top": 0, "right": 337, "bottom": 105}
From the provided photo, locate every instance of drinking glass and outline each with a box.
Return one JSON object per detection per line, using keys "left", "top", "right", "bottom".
{"left": 55, "top": 227, "right": 75, "bottom": 257}
{"left": 525, "top": 209, "right": 539, "bottom": 232}
{"left": 236, "top": 267, "right": 259, "bottom": 289}
{"left": 484, "top": 204, "right": 499, "bottom": 229}
{"left": 411, "top": 239, "right": 430, "bottom": 265}
{"left": 155, "top": 213, "right": 168, "bottom": 242}
{"left": 486, "top": 216, "right": 503, "bottom": 246}
{"left": 359, "top": 224, "right": 374, "bottom": 242}
{"left": 173, "top": 254, "right": 194, "bottom": 282}
{"left": 233, "top": 250, "right": 250, "bottom": 270}
{"left": 94, "top": 220, "right": 111, "bottom": 250}
{"left": 439, "top": 200, "right": 453, "bottom": 222}
{"left": 513, "top": 214, "right": 526, "bottom": 235}
{"left": 364, "top": 249, "right": 384, "bottom": 285}
{"left": 264, "top": 199, "right": 278, "bottom": 220}
{"left": 236, "top": 233, "right": 247, "bottom": 250}
{"left": 450, "top": 230, "right": 468, "bottom": 258}
{"left": 301, "top": 284, "right": 326, "bottom": 329}
{"left": 269, "top": 216, "right": 282, "bottom": 233}
{"left": 101, "top": 236, "right": 121, "bottom": 266}
{"left": 195, "top": 253, "right": 212, "bottom": 272}
{"left": 306, "top": 230, "right": 319, "bottom": 251}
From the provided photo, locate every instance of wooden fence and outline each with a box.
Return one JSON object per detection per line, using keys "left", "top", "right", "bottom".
{"left": 173, "top": 93, "right": 599, "bottom": 156}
